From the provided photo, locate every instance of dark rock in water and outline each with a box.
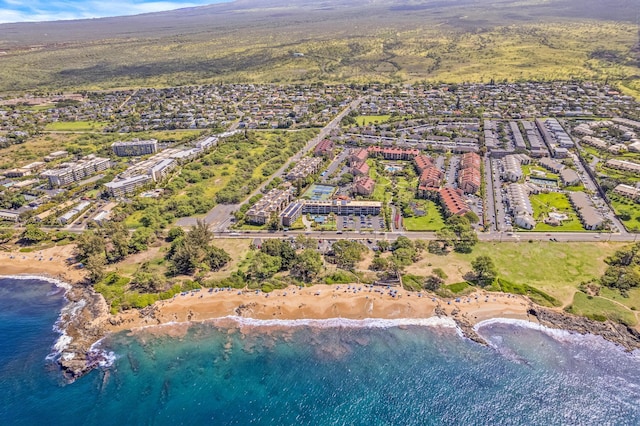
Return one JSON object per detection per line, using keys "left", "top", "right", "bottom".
{"left": 57, "top": 284, "right": 110, "bottom": 382}
{"left": 528, "top": 307, "right": 640, "bottom": 352}
{"left": 453, "top": 313, "right": 488, "bottom": 346}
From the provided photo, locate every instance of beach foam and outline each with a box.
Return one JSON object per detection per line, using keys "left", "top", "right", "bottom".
{"left": 131, "top": 315, "right": 459, "bottom": 332}
{"left": 474, "top": 317, "right": 627, "bottom": 351}
{"left": 0, "top": 274, "right": 72, "bottom": 291}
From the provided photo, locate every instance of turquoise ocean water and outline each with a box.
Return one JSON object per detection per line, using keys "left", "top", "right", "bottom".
{"left": 2, "top": 277, "right": 640, "bottom": 425}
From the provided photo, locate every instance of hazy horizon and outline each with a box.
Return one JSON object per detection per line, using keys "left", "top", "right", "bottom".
{"left": 0, "top": 0, "right": 231, "bottom": 24}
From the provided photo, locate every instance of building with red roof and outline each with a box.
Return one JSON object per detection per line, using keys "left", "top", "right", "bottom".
{"left": 438, "top": 187, "right": 470, "bottom": 217}
{"left": 414, "top": 155, "right": 435, "bottom": 174}
{"left": 348, "top": 148, "right": 369, "bottom": 166}
{"left": 458, "top": 167, "right": 481, "bottom": 194}
{"left": 314, "top": 139, "right": 335, "bottom": 158}
{"left": 354, "top": 176, "right": 376, "bottom": 196}
{"left": 351, "top": 161, "right": 370, "bottom": 176}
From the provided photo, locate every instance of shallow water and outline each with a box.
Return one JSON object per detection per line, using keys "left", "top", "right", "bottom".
{"left": 2, "top": 277, "right": 640, "bottom": 425}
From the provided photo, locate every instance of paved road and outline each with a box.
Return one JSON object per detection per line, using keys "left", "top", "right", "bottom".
{"left": 214, "top": 229, "right": 639, "bottom": 243}
{"left": 484, "top": 157, "right": 498, "bottom": 232}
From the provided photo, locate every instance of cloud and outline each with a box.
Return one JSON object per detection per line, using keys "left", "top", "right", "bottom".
{"left": 0, "top": 0, "right": 225, "bottom": 24}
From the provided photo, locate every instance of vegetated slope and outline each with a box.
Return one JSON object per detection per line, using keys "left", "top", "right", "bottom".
{"left": 0, "top": 0, "right": 637, "bottom": 92}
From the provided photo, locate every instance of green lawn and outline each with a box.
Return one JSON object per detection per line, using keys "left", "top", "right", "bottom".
{"left": 609, "top": 195, "right": 640, "bottom": 232}
{"left": 404, "top": 200, "right": 446, "bottom": 231}
{"left": 522, "top": 164, "right": 559, "bottom": 181}
{"left": 356, "top": 115, "right": 391, "bottom": 126}
{"left": 567, "top": 291, "right": 637, "bottom": 326}
{"left": 444, "top": 241, "right": 623, "bottom": 305}
{"left": 530, "top": 192, "right": 585, "bottom": 232}
{"left": 45, "top": 121, "right": 109, "bottom": 131}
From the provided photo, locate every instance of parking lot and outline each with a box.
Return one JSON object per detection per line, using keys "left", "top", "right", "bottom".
{"left": 336, "top": 214, "right": 385, "bottom": 232}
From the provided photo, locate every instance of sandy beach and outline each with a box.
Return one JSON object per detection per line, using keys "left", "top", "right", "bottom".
{"left": 107, "top": 284, "right": 535, "bottom": 334}
{"left": 0, "top": 245, "right": 86, "bottom": 283}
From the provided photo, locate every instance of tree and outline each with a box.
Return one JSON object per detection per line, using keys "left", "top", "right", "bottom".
{"left": 331, "top": 240, "right": 367, "bottom": 270}
{"left": 260, "top": 239, "right": 296, "bottom": 269}
{"left": 247, "top": 252, "right": 282, "bottom": 280}
{"left": 471, "top": 255, "right": 498, "bottom": 287}
{"left": 370, "top": 255, "right": 389, "bottom": 271}
{"left": 206, "top": 246, "right": 231, "bottom": 271}
{"left": 20, "top": 224, "right": 48, "bottom": 245}
{"left": 295, "top": 235, "right": 317, "bottom": 249}
{"left": 75, "top": 231, "right": 105, "bottom": 261}
{"left": 186, "top": 219, "right": 213, "bottom": 247}
{"left": 169, "top": 243, "right": 201, "bottom": 275}
{"left": 167, "top": 227, "right": 185, "bottom": 242}
{"left": 424, "top": 275, "right": 444, "bottom": 291}
{"left": 129, "top": 227, "right": 155, "bottom": 253}
{"left": 291, "top": 249, "right": 323, "bottom": 282}
{"left": 85, "top": 253, "right": 106, "bottom": 283}
{"left": 377, "top": 240, "right": 390, "bottom": 252}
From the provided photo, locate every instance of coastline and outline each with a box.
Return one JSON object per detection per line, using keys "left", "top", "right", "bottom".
{"left": 2, "top": 248, "right": 640, "bottom": 381}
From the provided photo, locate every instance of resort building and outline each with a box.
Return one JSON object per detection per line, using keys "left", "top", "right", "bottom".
{"left": 457, "top": 152, "right": 482, "bottom": 194}
{"left": 606, "top": 159, "right": 640, "bottom": 174}
{"left": 41, "top": 156, "right": 111, "bottom": 187}
{"left": 502, "top": 155, "right": 523, "bottom": 182}
{"left": 104, "top": 175, "right": 153, "bottom": 197}
{"left": 613, "top": 184, "right": 640, "bottom": 202}
{"left": 111, "top": 139, "right": 158, "bottom": 157}
{"left": 58, "top": 201, "right": 91, "bottom": 224}
{"left": 348, "top": 148, "right": 368, "bottom": 166}
{"left": 44, "top": 150, "right": 69, "bottom": 162}
{"left": 414, "top": 155, "right": 435, "bottom": 174}
{"left": 313, "top": 139, "right": 335, "bottom": 158}
{"left": 301, "top": 200, "right": 382, "bottom": 216}
{"left": 353, "top": 176, "right": 375, "bottom": 196}
{"left": 568, "top": 192, "right": 605, "bottom": 230}
{"left": 0, "top": 210, "right": 20, "bottom": 222}
{"left": 560, "top": 168, "right": 581, "bottom": 187}
{"left": 538, "top": 157, "right": 564, "bottom": 174}
{"left": 150, "top": 159, "right": 177, "bottom": 182}
{"left": 246, "top": 188, "right": 294, "bottom": 225}
{"left": 351, "top": 161, "right": 370, "bottom": 176}
{"left": 367, "top": 146, "right": 419, "bottom": 161}
{"left": 279, "top": 202, "right": 303, "bottom": 227}
{"left": 505, "top": 183, "right": 535, "bottom": 230}
{"left": 437, "top": 187, "right": 469, "bottom": 217}
{"left": 285, "top": 157, "right": 323, "bottom": 181}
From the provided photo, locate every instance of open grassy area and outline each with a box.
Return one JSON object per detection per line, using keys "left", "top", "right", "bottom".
{"left": 567, "top": 291, "right": 638, "bottom": 326}
{"left": 44, "top": 121, "right": 109, "bottom": 131}
{"left": 356, "top": 115, "right": 391, "bottom": 126}
{"left": 522, "top": 164, "right": 559, "bottom": 181}
{"left": 608, "top": 195, "right": 640, "bottom": 232}
{"left": 403, "top": 200, "right": 446, "bottom": 231}
{"left": 406, "top": 241, "right": 623, "bottom": 305}
{"left": 530, "top": 192, "right": 585, "bottom": 232}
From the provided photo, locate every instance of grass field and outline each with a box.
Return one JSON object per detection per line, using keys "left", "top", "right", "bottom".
{"left": 403, "top": 200, "right": 446, "bottom": 231}
{"left": 568, "top": 291, "right": 638, "bottom": 326}
{"left": 356, "top": 115, "right": 391, "bottom": 126}
{"left": 44, "top": 121, "right": 109, "bottom": 131}
{"left": 406, "top": 241, "right": 623, "bottom": 305}
{"left": 530, "top": 192, "right": 585, "bottom": 232}
{"left": 609, "top": 196, "right": 640, "bottom": 232}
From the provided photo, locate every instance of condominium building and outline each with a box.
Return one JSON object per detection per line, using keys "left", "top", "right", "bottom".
{"left": 111, "top": 139, "right": 158, "bottom": 157}
{"left": 105, "top": 175, "right": 153, "bottom": 197}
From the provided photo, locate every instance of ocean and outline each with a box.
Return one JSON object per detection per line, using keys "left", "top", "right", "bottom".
{"left": 2, "top": 277, "right": 640, "bottom": 425}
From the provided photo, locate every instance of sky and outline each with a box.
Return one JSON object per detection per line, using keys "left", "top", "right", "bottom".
{"left": 0, "top": 0, "right": 230, "bottom": 24}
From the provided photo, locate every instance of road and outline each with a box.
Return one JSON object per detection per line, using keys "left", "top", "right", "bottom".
{"left": 178, "top": 97, "right": 363, "bottom": 230}
{"left": 214, "top": 229, "right": 639, "bottom": 243}
{"left": 484, "top": 157, "right": 498, "bottom": 232}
